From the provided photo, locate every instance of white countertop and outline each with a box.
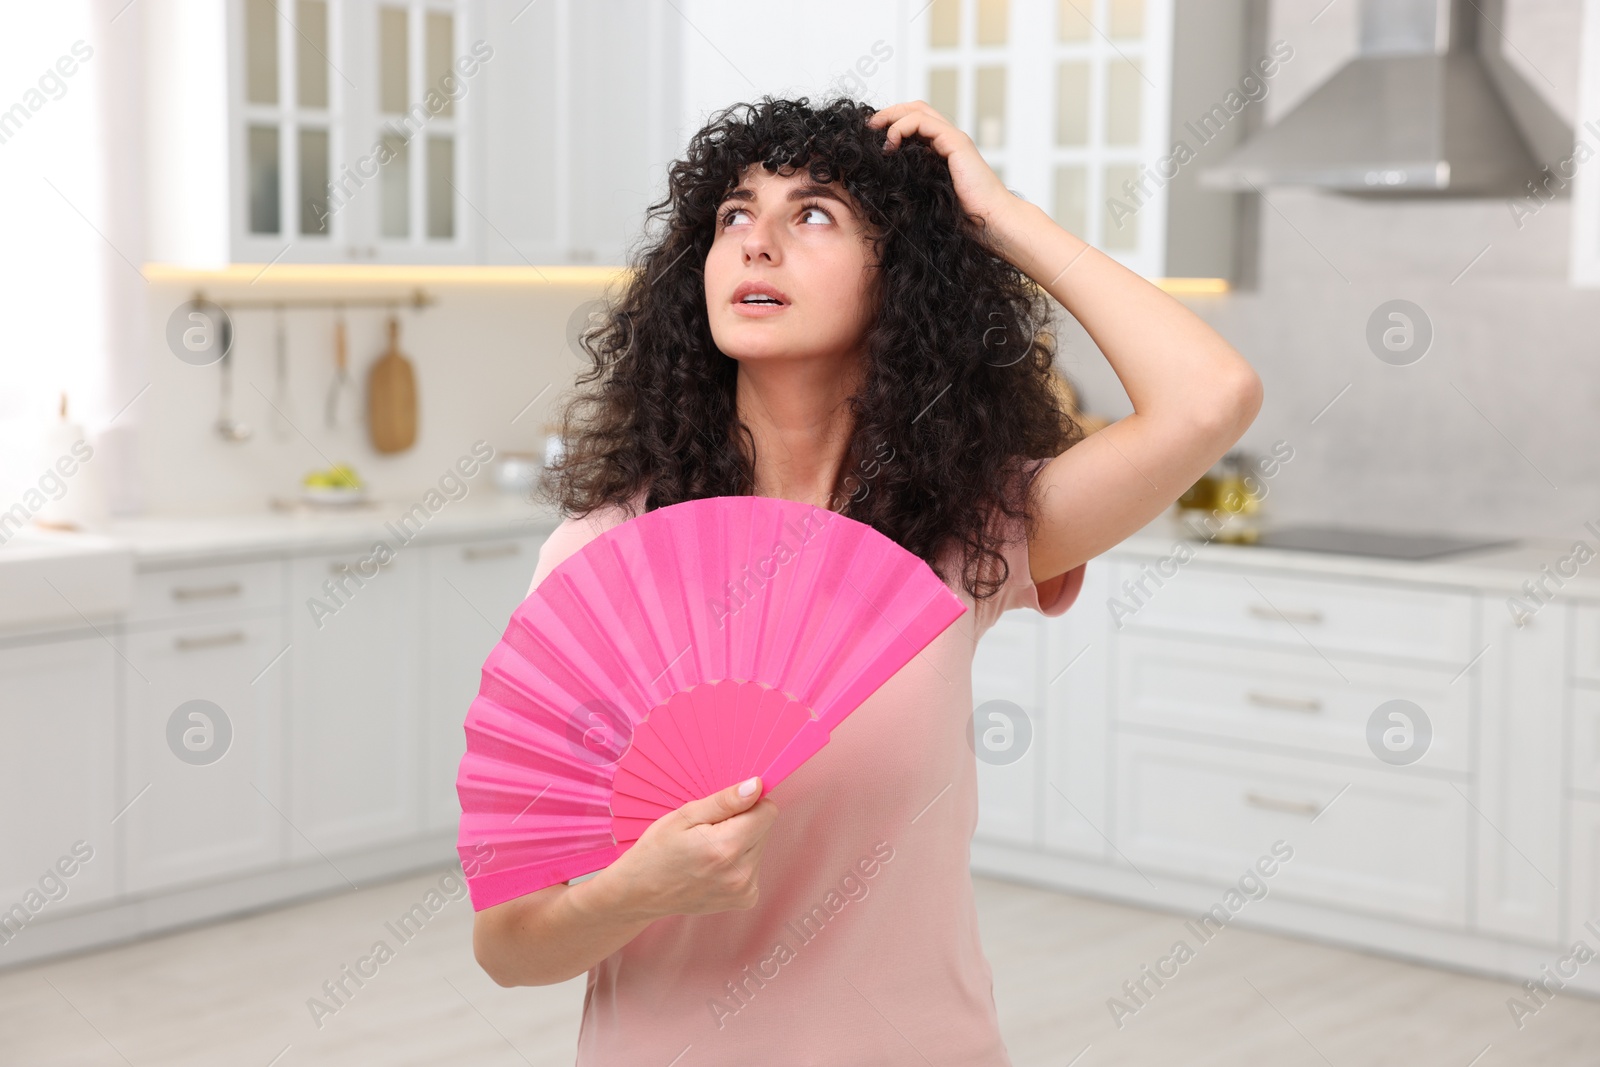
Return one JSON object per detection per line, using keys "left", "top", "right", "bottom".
{"left": 2, "top": 497, "right": 1589, "bottom": 600}
{"left": 1112, "top": 514, "right": 1591, "bottom": 599}
{"left": 0, "top": 492, "right": 563, "bottom": 570}
{"left": 109, "top": 493, "right": 566, "bottom": 566}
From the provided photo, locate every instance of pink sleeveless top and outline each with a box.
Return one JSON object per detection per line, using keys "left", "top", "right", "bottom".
{"left": 523, "top": 461, "right": 1087, "bottom": 1066}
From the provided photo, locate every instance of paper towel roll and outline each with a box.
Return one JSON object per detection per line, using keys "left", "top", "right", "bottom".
{"left": 31, "top": 402, "right": 109, "bottom": 532}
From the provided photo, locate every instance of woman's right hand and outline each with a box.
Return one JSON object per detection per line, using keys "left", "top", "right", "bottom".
{"left": 597, "top": 776, "right": 780, "bottom": 922}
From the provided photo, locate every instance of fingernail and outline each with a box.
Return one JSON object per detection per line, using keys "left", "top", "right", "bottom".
{"left": 738, "top": 777, "right": 759, "bottom": 797}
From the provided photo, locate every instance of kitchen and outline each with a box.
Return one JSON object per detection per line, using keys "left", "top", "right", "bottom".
{"left": 2, "top": 0, "right": 1600, "bottom": 1062}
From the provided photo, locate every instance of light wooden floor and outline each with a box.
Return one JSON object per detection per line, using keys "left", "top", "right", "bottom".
{"left": 2, "top": 868, "right": 1597, "bottom": 1065}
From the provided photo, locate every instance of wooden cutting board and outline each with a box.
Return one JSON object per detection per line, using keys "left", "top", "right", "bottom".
{"left": 368, "top": 316, "right": 417, "bottom": 453}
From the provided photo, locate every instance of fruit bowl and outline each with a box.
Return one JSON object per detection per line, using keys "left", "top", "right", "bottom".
{"left": 301, "top": 464, "right": 366, "bottom": 506}
{"left": 301, "top": 484, "right": 368, "bottom": 507}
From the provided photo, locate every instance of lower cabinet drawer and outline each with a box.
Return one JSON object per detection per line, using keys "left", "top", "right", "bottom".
{"left": 1115, "top": 631, "right": 1469, "bottom": 774}
{"left": 1115, "top": 735, "right": 1467, "bottom": 928}
{"left": 132, "top": 560, "right": 284, "bottom": 624}
{"left": 1115, "top": 564, "right": 1473, "bottom": 666}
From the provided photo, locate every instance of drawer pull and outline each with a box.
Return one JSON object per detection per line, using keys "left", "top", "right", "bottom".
{"left": 1247, "top": 603, "right": 1324, "bottom": 624}
{"left": 175, "top": 630, "right": 246, "bottom": 652}
{"left": 1244, "top": 791, "right": 1321, "bottom": 817}
{"left": 171, "top": 582, "right": 243, "bottom": 602}
{"left": 1245, "top": 690, "right": 1323, "bottom": 713}
{"left": 463, "top": 543, "right": 521, "bottom": 562}
{"left": 329, "top": 558, "right": 393, "bottom": 576}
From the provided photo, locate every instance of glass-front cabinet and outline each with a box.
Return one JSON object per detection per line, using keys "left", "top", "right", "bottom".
{"left": 911, "top": 0, "right": 1242, "bottom": 284}
{"left": 145, "top": 0, "right": 680, "bottom": 268}
{"left": 231, "top": 0, "right": 476, "bottom": 263}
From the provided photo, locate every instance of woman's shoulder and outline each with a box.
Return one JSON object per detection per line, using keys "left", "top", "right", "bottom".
{"left": 525, "top": 491, "right": 649, "bottom": 596}
{"left": 969, "top": 455, "right": 1088, "bottom": 631}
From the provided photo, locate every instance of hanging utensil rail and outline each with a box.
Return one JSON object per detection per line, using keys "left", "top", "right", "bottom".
{"left": 188, "top": 288, "right": 436, "bottom": 311}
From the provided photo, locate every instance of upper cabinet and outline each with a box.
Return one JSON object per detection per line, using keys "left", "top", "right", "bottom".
{"left": 909, "top": 0, "right": 1248, "bottom": 285}
{"left": 477, "top": 1, "right": 682, "bottom": 266}
{"left": 145, "top": 0, "right": 680, "bottom": 269}
{"left": 235, "top": 0, "right": 480, "bottom": 263}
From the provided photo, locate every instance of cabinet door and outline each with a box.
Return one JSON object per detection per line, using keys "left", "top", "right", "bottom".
{"left": 422, "top": 535, "right": 543, "bottom": 832}
{"left": 566, "top": 1, "right": 679, "bottom": 266}
{"left": 1043, "top": 557, "right": 1110, "bottom": 859}
{"left": 288, "top": 548, "right": 422, "bottom": 858}
{"left": 118, "top": 614, "right": 287, "bottom": 893}
{"left": 483, "top": 0, "right": 680, "bottom": 266}
{"left": 0, "top": 637, "right": 117, "bottom": 919}
{"left": 973, "top": 612, "right": 1045, "bottom": 846}
{"left": 479, "top": 0, "right": 562, "bottom": 264}
{"left": 1569, "top": 796, "right": 1600, "bottom": 952}
{"left": 1473, "top": 597, "right": 1564, "bottom": 944}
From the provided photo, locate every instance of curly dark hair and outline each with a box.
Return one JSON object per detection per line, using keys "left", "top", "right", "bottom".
{"left": 538, "top": 94, "right": 1084, "bottom": 604}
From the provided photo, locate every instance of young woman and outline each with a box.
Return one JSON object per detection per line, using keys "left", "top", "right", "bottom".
{"left": 473, "top": 96, "right": 1261, "bottom": 1064}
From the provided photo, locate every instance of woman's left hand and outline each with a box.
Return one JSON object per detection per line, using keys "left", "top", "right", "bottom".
{"left": 867, "top": 100, "right": 1020, "bottom": 237}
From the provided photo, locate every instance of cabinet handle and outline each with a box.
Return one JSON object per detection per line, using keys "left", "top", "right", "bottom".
{"left": 463, "top": 543, "right": 521, "bottom": 562}
{"left": 1243, "top": 791, "right": 1321, "bottom": 817}
{"left": 175, "top": 630, "right": 246, "bottom": 652}
{"left": 1247, "top": 603, "right": 1324, "bottom": 624}
{"left": 329, "top": 558, "right": 393, "bottom": 576}
{"left": 1245, "top": 690, "right": 1323, "bottom": 713}
{"left": 171, "top": 582, "right": 243, "bottom": 602}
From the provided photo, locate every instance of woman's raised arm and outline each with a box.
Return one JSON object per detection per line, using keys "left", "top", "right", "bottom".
{"left": 871, "top": 101, "right": 1263, "bottom": 586}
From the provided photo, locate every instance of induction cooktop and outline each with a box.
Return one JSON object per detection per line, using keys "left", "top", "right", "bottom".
{"left": 1248, "top": 524, "right": 1517, "bottom": 561}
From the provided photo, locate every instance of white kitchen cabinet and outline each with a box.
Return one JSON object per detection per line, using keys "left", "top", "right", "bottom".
{"left": 117, "top": 610, "right": 287, "bottom": 893}
{"left": 131, "top": 559, "right": 285, "bottom": 625}
{"left": 148, "top": 0, "right": 487, "bottom": 265}
{"left": 1571, "top": 0, "right": 1600, "bottom": 286}
{"left": 1041, "top": 558, "right": 1110, "bottom": 860}
{"left": 1113, "top": 565, "right": 1475, "bottom": 667}
{"left": 1472, "top": 596, "right": 1565, "bottom": 944}
{"left": 146, "top": 0, "right": 679, "bottom": 268}
{"left": 1114, "top": 629, "right": 1472, "bottom": 774}
{"left": 1575, "top": 603, "right": 1600, "bottom": 682}
{"left": 421, "top": 535, "right": 543, "bottom": 832}
{"left": 1116, "top": 732, "right": 1469, "bottom": 928}
{"left": 909, "top": 0, "right": 1247, "bottom": 283}
{"left": 479, "top": 0, "right": 681, "bottom": 267}
{"left": 973, "top": 611, "right": 1048, "bottom": 846}
{"left": 1573, "top": 686, "right": 1600, "bottom": 795}
{"left": 1569, "top": 796, "right": 1600, "bottom": 947}
{"left": 287, "top": 546, "right": 422, "bottom": 858}
{"left": 973, "top": 557, "right": 1113, "bottom": 855}
{"left": 0, "top": 635, "right": 118, "bottom": 919}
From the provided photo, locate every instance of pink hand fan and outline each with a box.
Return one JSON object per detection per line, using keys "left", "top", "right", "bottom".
{"left": 454, "top": 494, "right": 967, "bottom": 911}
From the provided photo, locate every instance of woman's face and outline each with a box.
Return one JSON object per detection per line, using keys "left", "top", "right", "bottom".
{"left": 704, "top": 163, "right": 879, "bottom": 366}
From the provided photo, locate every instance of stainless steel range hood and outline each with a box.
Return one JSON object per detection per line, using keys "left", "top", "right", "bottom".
{"left": 1198, "top": 0, "right": 1570, "bottom": 196}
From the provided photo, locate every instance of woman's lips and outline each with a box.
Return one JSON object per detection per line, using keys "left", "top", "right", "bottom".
{"left": 730, "top": 300, "right": 790, "bottom": 318}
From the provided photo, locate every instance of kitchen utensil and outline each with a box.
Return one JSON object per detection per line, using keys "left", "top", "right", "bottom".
{"left": 324, "top": 306, "right": 355, "bottom": 430}
{"left": 214, "top": 313, "right": 251, "bottom": 442}
{"left": 367, "top": 315, "right": 417, "bottom": 453}
{"left": 454, "top": 494, "right": 968, "bottom": 911}
{"left": 271, "top": 304, "right": 291, "bottom": 441}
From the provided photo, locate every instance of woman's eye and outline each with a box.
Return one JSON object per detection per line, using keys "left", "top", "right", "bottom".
{"left": 799, "top": 205, "right": 831, "bottom": 224}
{"left": 721, "top": 207, "right": 749, "bottom": 228}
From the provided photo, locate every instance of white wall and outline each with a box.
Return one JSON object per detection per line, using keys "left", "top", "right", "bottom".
{"left": 135, "top": 277, "right": 606, "bottom": 514}
{"left": 1053, "top": 0, "right": 1598, "bottom": 542}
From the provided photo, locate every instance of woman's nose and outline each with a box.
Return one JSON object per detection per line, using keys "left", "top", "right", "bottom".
{"left": 741, "top": 214, "right": 780, "bottom": 263}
